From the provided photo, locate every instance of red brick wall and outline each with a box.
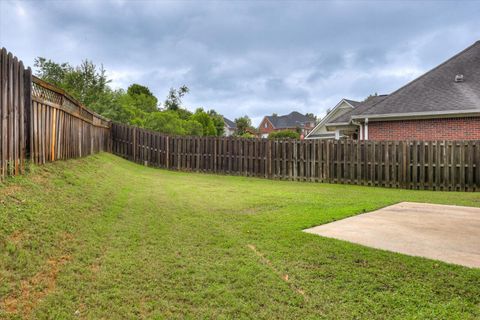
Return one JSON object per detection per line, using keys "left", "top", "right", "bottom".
{"left": 259, "top": 118, "right": 275, "bottom": 135}
{"left": 367, "top": 117, "right": 480, "bottom": 141}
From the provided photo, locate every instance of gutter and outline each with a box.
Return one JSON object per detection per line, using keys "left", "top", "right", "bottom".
{"left": 351, "top": 109, "right": 480, "bottom": 121}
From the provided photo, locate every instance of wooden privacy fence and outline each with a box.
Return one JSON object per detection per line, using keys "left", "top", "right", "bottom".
{"left": 3, "top": 47, "right": 480, "bottom": 192}
{"left": 0, "top": 47, "right": 110, "bottom": 179}
{"left": 112, "top": 122, "right": 480, "bottom": 191}
{"left": 31, "top": 77, "right": 110, "bottom": 164}
{"left": 0, "top": 47, "right": 31, "bottom": 177}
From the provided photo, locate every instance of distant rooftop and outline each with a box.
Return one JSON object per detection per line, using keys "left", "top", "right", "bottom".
{"left": 265, "top": 111, "right": 315, "bottom": 129}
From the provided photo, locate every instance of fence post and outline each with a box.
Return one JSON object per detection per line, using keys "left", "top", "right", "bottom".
{"left": 214, "top": 137, "right": 217, "bottom": 173}
{"left": 267, "top": 139, "right": 272, "bottom": 178}
{"left": 24, "top": 67, "right": 32, "bottom": 166}
{"left": 166, "top": 135, "right": 170, "bottom": 169}
{"left": 133, "top": 127, "right": 137, "bottom": 162}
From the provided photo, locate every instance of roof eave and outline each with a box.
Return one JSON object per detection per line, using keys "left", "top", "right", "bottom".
{"left": 351, "top": 109, "right": 480, "bottom": 121}
{"left": 324, "top": 122, "right": 351, "bottom": 127}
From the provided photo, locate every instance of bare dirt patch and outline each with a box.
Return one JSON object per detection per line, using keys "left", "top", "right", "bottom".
{"left": 1, "top": 254, "right": 72, "bottom": 317}
{"left": 1, "top": 232, "right": 74, "bottom": 317}
{"left": 247, "top": 244, "right": 307, "bottom": 300}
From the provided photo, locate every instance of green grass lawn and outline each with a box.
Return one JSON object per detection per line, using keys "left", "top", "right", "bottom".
{"left": 1, "top": 153, "right": 479, "bottom": 319}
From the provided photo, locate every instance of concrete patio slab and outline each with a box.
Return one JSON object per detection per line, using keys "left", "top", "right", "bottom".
{"left": 304, "top": 202, "right": 480, "bottom": 268}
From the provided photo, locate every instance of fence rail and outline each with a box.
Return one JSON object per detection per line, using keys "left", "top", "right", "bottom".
{"left": 112, "top": 122, "right": 480, "bottom": 191}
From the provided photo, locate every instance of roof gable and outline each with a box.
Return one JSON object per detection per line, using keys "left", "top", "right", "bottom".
{"left": 223, "top": 117, "right": 236, "bottom": 128}
{"left": 305, "top": 99, "right": 358, "bottom": 138}
{"left": 330, "top": 95, "right": 388, "bottom": 123}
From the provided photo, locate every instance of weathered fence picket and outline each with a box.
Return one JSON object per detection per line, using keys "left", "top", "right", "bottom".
{"left": 0, "top": 48, "right": 110, "bottom": 179}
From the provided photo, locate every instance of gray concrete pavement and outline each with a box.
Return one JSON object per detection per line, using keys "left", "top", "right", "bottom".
{"left": 304, "top": 202, "right": 480, "bottom": 268}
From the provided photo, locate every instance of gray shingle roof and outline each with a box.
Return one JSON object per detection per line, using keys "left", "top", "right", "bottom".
{"left": 266, "top": 111, "right": 315, "bottom": 129}
{"left": 344, "top": 99, "right": 361, "bottom": 107}
{"left": 330, "top": 95, "right": 388, "bottom": 123}
{"left": 355, "top": 41, "right": 480, "bottom": 117}
{"left": 223, "top": 117, "right": 237, "bottom": 128}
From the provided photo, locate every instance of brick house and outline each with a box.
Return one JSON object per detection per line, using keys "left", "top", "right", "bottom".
{"left": 258, "top": 111, "right": 316, "bottom": 138}
{"left": 306, "top": 40, "right": 480, "bottom": 141}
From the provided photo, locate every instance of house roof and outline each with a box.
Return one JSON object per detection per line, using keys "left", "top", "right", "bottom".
{"left": 223, "top": 117, "right": 237, "bottom": 128}
{"left": 305, "top": 98, "right": 360, "bottom": 139}
{"left": 353, "top": 40, "right": 480, "bottom": 119}
{"left": 330, "top": 95, "right": 388, "bottom": 123}
{"left": 265, "top": 111, "right": 315, "bottom": 129}
{"left": 343, "top": 99, "right": 361, "bottom": 108}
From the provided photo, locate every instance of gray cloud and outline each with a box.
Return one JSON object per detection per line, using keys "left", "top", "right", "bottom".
{"left": 1, "top": 0, "right": 479, "bottom": 125}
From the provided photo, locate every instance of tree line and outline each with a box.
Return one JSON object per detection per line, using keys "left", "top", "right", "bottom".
{"left": 34, "top": 57, "right": 254, "bottom": 137}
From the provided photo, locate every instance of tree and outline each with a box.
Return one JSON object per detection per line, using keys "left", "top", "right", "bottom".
{"left": 144, "top": 111, "right": 186, "bottom": 135}
{"left": 234, "top": 116, "right": 252, "bottom": 136}
{"left": 126, "top": 84, "right": 158, "bottom": 113}
{"left": 183, "top": 119, "right": 204, "bottom": 136}
{"left": 34, "top": 57, "right": 110, "bottom": 107}
{"left": 34, "top": 56, "right": 231, "bottom": 137}
{"left": 305, "top": 113, "right": 317, "bottom": 121}
{"left": 191, "top": 108, "right": 217, "bottom": 136}
{"left": 207, "top": 110, "right": 225, "bottom": 136}
{"left": 127, "top": 83, "right": 154, "bottom": 97}
{"left": 164, "top": 85, "right": 189, "bottom": 111}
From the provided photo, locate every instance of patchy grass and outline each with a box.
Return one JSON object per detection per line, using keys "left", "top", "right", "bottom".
{"left": 0, "top": 153, "right": 479, "bottom": 319}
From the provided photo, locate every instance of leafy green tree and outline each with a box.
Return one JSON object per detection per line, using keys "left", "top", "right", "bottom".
{"left": 268, "top": 130, "right": 300, "bottom": 140}
{"left": 208, "top": 110, "right": 225, "bottom": 136}
{"left": 34, "top": 56, "right": 230, "bottom": 138}
{"left": 164, "top": 85, "right": 189, "bottom": 111}
{"left": 127, "top": 83, "right": 154, "bottom": 97}
{"left": 126, "top": 84, "right": 158, "bottom": 113}
{"left": 234, "top": 116, "right": 252, "bottom": 136}
{"left": 34, "top": 57, "right": 109, "bottom": 107}
{"left": 183, "top": 119, "right": 204, "bottom": 136}
{"left": 144, "top": 111, "right": 186, "bottom": 135}
{"left": 175, "top": 108, "right": 193, "bottom": 120}
{"left": 191, "top": 108, "right": 217, "bottom": 136}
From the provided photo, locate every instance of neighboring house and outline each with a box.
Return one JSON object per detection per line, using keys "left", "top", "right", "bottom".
{"left": 258, "top": 111, "right": 316, "bottom": 138}
{"left": 306, "top": 99, "right": 361, "bottom": 140}
{"left": 307, "top": 40, "right": 480, "bottom": 141}
{"left": 306, "top": 95, "right": 387, "bottom": 140}
{"left": 223, "top": 117, "right": 237, "bottom": 137}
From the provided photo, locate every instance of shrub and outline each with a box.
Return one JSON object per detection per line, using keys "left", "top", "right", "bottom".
{"left": 268, "top": 130, "right": 300, "bottom": 140}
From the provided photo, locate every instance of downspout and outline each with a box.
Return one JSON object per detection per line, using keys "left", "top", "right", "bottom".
{"left": 364, "top": 118, "right": 369, "bottom": 140}
{"left": 351, "top": 119, "right": 363, "bottom": 140}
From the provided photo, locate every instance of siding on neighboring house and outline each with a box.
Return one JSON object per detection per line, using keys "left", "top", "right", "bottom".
{"left": 367, "top": 117, "right": 480, "bottom": 141}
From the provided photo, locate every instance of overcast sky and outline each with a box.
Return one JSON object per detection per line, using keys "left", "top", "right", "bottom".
{"left": 1, "top": 1, "right": 480, "bottom": 125}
